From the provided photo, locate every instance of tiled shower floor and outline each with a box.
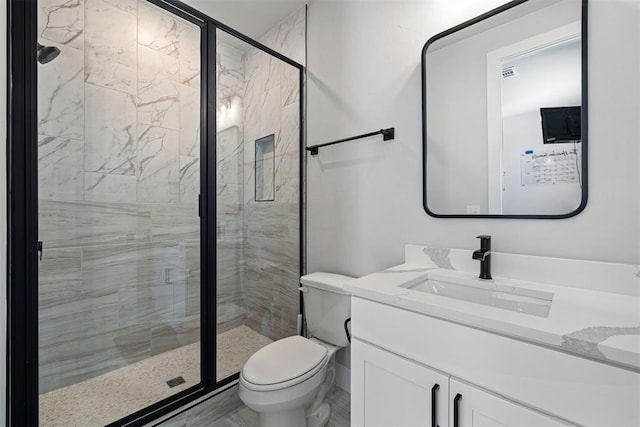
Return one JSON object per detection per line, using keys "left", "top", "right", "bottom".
{"left": 39, "top": 325, "right": 272, "bottom": 427}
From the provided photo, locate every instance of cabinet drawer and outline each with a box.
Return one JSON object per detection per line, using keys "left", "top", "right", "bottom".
{"left": 352, "top": 297, "right": 640, "bottom": 426}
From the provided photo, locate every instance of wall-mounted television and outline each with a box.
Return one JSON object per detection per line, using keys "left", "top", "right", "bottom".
{"left": 540, "top": 106, "right": 581, "bottom": 144}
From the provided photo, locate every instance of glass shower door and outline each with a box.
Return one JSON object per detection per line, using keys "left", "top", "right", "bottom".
{"left": 36, "top": 1, "right": 202, "bottom": 424}
{"left": 215, "top": 28, "right": 302, "bottom": 381}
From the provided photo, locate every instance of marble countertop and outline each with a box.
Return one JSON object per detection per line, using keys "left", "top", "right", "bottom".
{"left": 345, "top": 263, "right": 640, "bottom": 372}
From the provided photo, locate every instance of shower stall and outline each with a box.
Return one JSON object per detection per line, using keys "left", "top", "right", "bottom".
{"left": 8, "top": 0, "right": 304, "bottom": 425}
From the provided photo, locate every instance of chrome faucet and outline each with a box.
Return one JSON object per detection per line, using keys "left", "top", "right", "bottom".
{"left": 472, "top": 235, "right": 492, "bottom": 280}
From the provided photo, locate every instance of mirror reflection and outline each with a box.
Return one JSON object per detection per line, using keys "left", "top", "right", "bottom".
{"left": 423, "top": 0, "right": 586, "bottom": 217}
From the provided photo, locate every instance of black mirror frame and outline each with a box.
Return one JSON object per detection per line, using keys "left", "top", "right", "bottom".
{"left": 421, "top": 0, "right": 588, "bottom": 219}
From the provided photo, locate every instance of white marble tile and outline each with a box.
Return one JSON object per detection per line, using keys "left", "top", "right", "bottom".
{"left": 38, "top": 135, "right": 84, "bottom": 201}
{"left": 242, "top": 162, "right": 255, "bottom": 205}
{"left": 265, "top": 55, "right": 283, "bottom": 92}
{"left": 138, "top": 45, "right": 180, "bottom": 129}
{"left": 84, "top": 172, "right": 137, "bottom": 203}
{"left": 217, "top": 40, "right": 244, "bottom": 98}
{"left": 138, "top": 44, "right": 180, "bottom": 82}
{"left": 281, "top": 63, "right": 300, "bottom": 107}
{"left": 217, "top": 183, "right": 243, "bottom": 216}
{"left": 137, "top": 125, "right": 181, "bottom": 203}
{"left": 138, "top": 2, "right": 180, "bottom": 57}
{"left": 276, "top": 102, "right": 299, "bottom": 159}
{"left": 38, "top": 43, "right": 84, "bottom": 140}
{"left": 261, "top": 86, "right": 281, "bottom": 136}
{"left": 217, "top": 126, "right": 242, "bottom": 186}
{"left": 260, "top": 22, "right": 278, "bottom": 52}
{"left": 180, "top": 23, "right": 201, "bottom": 89}
{"left": 243, "top": 49, "right": 267, "bottom": 98}
{"left": 274, "top": 8, "right": 306, "bottom": 66}
{"left": 217, "top": 95, "right": 244, "bottom": 132}
{"left": 275, "top": 153, "right": 299, "bottom": 182}
{"left": 179, "top": 84, "right": 200, "bottom": 157}
{"left": 180, "top": 155, "right": 199, "bottom": 202}
{"left": 275, "top": 177, "right": 299, "bottom": 204}
{"left": 216, "top": 215, "right": 243, "bottom": 243}
{"left": 85, "top": 0, "right": 137, "bottom": 93}
{"left": 84, "top": 84, "right": 137, "bottom": 175}
{"left": 101, "top": 0, "right": 136, "bottom": 15}
{"left": 137, "top": 71, "right": 180, "bottom": 130}
{"left": 37, "top": 0, "right": 84, "bottom": 49}
{"left": 258, "top": 7, "right": 306, "bottom": 66}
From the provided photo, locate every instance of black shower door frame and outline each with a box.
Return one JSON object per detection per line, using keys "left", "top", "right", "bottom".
{"left": 6, "top": 0, "right": 305, "bottom": 425}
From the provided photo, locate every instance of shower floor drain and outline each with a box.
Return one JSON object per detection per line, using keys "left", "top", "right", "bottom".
{"left": 166, "top": 376, "right": 186, "bottom": 388}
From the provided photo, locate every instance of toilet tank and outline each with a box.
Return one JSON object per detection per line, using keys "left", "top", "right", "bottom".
{"left": 300, "top": 272, "right": 354, "bottom": 348}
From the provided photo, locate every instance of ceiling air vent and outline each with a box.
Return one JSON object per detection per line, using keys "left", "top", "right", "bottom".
{"left": 502, "top": 65, "right": 518, "bottom": 78}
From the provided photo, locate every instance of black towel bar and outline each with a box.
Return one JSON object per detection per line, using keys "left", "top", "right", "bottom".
{"left": 306, "top": 127, "right": 395, "bottom": 155}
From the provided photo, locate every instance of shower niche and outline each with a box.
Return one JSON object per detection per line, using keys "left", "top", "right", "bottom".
{"left": 255, "top": 134, "right": 275, "bottom": 202}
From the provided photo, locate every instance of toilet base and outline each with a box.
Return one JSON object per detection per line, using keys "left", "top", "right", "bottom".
{"left": 307, "top": 402, "right": 330, "bottom": 427}
{"left": 258, "top": 408, "right": 306, "bottom": 427}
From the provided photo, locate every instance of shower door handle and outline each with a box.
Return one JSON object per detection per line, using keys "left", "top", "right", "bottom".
{"left": 37, "top": 241, "right": 43, "bottom": 261}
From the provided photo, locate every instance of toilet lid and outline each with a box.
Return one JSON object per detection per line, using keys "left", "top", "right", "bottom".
{"left": 242, "top": 336, "right": 328, "bottom": 386}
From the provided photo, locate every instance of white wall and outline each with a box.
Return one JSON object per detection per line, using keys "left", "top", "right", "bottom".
{"left": 1, "top": 0, "right": 6, "bottom": 423}
{"left": 307, "top": 0, "right": 640, "bottom": 279}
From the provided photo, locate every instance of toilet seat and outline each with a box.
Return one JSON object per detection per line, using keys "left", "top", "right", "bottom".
{"left": 241, "top": 336, "right": 328, "bottom": 392}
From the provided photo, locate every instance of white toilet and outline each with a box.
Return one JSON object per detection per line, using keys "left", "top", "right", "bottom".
{"left": 238, "top": 272, "right": 354, "bottom": 427}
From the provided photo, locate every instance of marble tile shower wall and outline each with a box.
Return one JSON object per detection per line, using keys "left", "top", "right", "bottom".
{"left": 241, "top": 8, "right": 305, "bottom": 341}
{"left": 37, "top": 0, "right": 203, "bottom": 393}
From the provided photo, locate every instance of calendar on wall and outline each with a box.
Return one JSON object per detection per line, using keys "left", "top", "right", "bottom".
{"left": 520, "top": 147, "right": 580, "bottom": 186}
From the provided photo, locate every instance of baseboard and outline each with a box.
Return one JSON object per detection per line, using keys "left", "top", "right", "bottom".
{"left": 334, "top": 361, "right": 350, "bottom": 393}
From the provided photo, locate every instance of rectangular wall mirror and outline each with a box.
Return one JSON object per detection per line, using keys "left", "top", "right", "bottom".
{"left": 422, "top": 0, "right": 588, "bottom": 218}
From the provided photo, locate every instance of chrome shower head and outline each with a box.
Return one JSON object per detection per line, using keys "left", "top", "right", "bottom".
{"left": 37, "top": 43, "right": 61, "bottom": 64}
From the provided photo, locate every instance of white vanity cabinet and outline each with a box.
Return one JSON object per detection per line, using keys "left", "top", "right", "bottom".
{"left": 352, "top": 338, "right": 565, "bottom": 427}
{"left": 350, "top": 297, "right": 640, "bottom": 427}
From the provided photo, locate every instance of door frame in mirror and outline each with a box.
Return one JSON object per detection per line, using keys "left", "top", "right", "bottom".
{"left": 421, "top": 0, "right": 588, "bottom": 219}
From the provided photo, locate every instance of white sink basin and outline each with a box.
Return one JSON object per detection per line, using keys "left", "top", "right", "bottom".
{"left": 400, "top": 270, "right": 554, "bottom": 318}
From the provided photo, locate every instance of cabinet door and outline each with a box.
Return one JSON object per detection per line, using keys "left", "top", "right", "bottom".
{"left": 449, "top": 378, "right": 571, "bottom": 427}
{"left": 352, "top": 338, "right": 449, "bottom": 427}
